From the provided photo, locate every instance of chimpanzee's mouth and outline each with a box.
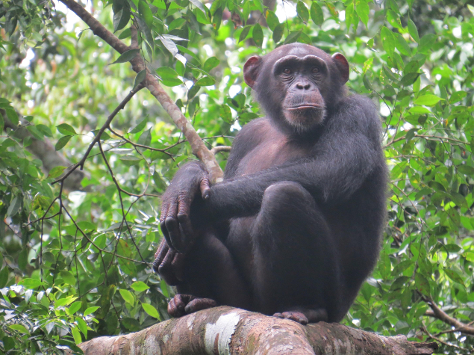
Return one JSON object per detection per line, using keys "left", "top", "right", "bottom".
{"left": 286, "top": 104, "right": 322, "bottom": 110}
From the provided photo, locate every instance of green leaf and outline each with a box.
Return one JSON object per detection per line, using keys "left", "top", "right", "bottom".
{"left": 84, "top": 306, "right": 100, "bottom": 316}
{"left": 394, "top": 33, "right": 411, "bottom": 56}
{"left": 414, "top": 94, "right": 444, "bottom": 106}
{"left": 203, "top": 57, "right": 220, "bottom": 72}
{"left": 415, "top": 273, "right": 430, "bottom": 296}
{"left": 188, "top": 85, "right": 201, "bottom": 100}
{"left": 72, "top": 326, "right": 82, "bottom": 345}
{"left": 131, "top": 281, "right": 150, "bottom": 292}
{"left": 27, "top": 125, "right": 44, "bottom": 140}
{"left": 9, "top": 324, "right": 29, "bottom": 334}
{"left": 133, "top": 70, "right": 146, "bottom": 90}
{"left": 407, "top": 17, "right": 419, "bottom": 42}
{"left": 55, "top": 135, "right": 73, "bottom": 151}
{"left": 310, "top": 2, "right": 323, "bottom": 26}
{"left": 189, "top": 0, "right": 207, "bottom": 13}
{"left": 111, "top": 49, "right": 140, "bottom": 64}
{"left": 68, "top": 301, "right": 82, "bottom": 315}
{"left": 113, "top": 7, "right": 131, "bottom": 32}
{"left": 60, "top": 270, "right": 76, "bottom": 285}
{"left": 48, "top": 166, "right": 66, "bottom": 179}
{"left": 273, "top": 24, "right": 284, "bottom": 44}
{"left": 195, "top": 76, "right": 216, "bottom": 86}
{"left": 355, "top": 0, "right": 369, "bottom": 27}
{"left": 386, "top": 9, "right": 402, "bottom": 29}
{"left": 129, "top": 117, "right": 148, "bottom": 134}
{"left": 150, "top": 150, "right": 172, "bottom": 161}
{"left": 284, "top": 31, "right": 301, "bottom": 44}
{"left": 380, "top": 26, "right": 395, "bottom": 57}
{"left": 239, "top": 26, "right": 251, "bottom": 43}
{"left": 252, "top": 24, "right": 263, "bottom": 47}
{"left": 119, "top": 28, "right": 131, "bottom": 39}
{"left": 18, "top": 278, "right": 44, "bottom": 289}
{"left": 138, "top": 0, "right": 154, "bottom": 28}
{"left": 444, "top": 268, "right": 465, "bottom": 286}
{"left": 36, "top": 124, "right": 53, "bottom": 137}
{"left": 120, "top": 289, "right": 135, "bottom": 305}
{"left": 142, "top": 303, "right": 161, "bottom": 319}
{"left": 57, "top": 123, "right": 77, "bottom": 135}
{"left": 296, "top": 1, "right": 309, "bottom": 23}
{"left": 266, "top": 10, "right": 280, "bottom": 31}
{"left": 0, "top": 267, "right": 9, "bottom": 288}
{"left": 5, "top": 107, "right": 19, "bottom": 126}
{"left": 7, "top": 196, "right": 21, "bottom": 217}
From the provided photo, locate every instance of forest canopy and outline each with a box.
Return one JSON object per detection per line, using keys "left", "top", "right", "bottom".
{"left": 0, "top": 0, "right": 473, "bottom": 353}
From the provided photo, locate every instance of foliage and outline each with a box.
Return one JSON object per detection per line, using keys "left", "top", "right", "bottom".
{"left": 0, "top": 0, "right": 473, "bottom": 353}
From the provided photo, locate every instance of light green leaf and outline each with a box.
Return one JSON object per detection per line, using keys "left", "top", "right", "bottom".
{"left": 131, "top": 281, "right": 150, "bottom": 292}
{"left": 414, "top": 94, "right": 444, "bottom": 106}
{"left": 142, "top": 303, "right": 161, "bottom": 319}
{"left": 120, "top": 289, "right": 135, "bottom": 305}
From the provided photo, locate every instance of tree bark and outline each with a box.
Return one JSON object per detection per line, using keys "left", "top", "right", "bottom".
{"left": 79, "top": 306, "right": 437, "bottom": 355}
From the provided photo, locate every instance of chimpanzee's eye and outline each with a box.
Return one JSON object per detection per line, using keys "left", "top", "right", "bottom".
{"left": 312, "top": 67, "right": 320, "bottom": 73}
{"left": 283, "top": 68, "right": 292, "bottom": 74}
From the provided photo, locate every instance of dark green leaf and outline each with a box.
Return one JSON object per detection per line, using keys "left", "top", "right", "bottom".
{"left": 253, "top": 24, "right": 263, "bottom": 47}
{"left": 273, "top": 24, "right": 284, "bottom": 43}
{"left": 55, "top": 135, "right": 73, "bottom": 151}
{"left": 138, "top": 0, "right": 154, "bottom": 28}
{"left": 133, "top": 70, "right": 146, "bottom": 90}
{"left": 111, "top": 49, "right": 140, "bottom": 64}
{"left": 239, "top": 26, "right": 251, "bottom": 43}
{"left": 129, "top": 117, "right": 148, "bottom": 133}
{"left": 284, "top": 31, "right": 301, "bottom": 44}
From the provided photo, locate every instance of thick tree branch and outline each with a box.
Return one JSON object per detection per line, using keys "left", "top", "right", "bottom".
{"left": 59, "top": 0, "right": 224, "bottom": 183}
{"left": 78, "top": 307, "right": 437, "bottom": 355}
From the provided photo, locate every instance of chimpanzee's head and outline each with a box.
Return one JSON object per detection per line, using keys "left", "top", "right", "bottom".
{"left": 244, "top": 43, "right": 349, "bottom": 133}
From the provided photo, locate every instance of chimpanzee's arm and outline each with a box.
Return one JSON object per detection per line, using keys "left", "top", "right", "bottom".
{"left": 207, "top": 97, "right": 384, "bottom": 220}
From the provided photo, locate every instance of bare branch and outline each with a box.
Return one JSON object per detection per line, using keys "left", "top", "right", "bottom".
{"left": 424, "top": 298, "right": 474, "bottom": 336}
{"left": 211, "top": 145, "right": 232, "bottom": 154}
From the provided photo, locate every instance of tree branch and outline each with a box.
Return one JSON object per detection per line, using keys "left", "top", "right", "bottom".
{"left": 77, "top": 307, "right": 438, "bottom": 355}
{"left": 424, "top": 299, "right": 474, "bottom": 336}
{"left": 59, "top": 0, "right": 224, "bottom": 183}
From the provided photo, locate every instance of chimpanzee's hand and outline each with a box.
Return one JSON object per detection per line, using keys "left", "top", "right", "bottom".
{"left": 152, "top": 239, "right": 185, "bottom": 285}
{"left": 160, "top": 162, "right": 210, "bottom": 253}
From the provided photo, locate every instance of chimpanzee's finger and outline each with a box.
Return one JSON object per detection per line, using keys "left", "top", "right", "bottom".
{"left": 164, "top": 197, "right": 181, "bottom": 250}
{"left": 158, "top": 249, "right": 180, "bottom": 285}
{"left": 152, "top": 240, "right": 169, "bottom": 273}
{"left": 171, "top": 252, "right": 186, "bottom": 282}
{"left": 200, "top": 177, "right": 211, "bottom": 200}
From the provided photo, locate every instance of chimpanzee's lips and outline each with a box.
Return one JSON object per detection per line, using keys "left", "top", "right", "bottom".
{"left": 285, "top": 104, "right": 322, "bottom": 110}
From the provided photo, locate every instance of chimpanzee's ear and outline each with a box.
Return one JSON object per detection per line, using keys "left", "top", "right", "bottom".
{"left": 243, "top": 56, "right": 262, "bottom": 88}
{"left": 332, "top": 53, "right": 349, "bottom": 84}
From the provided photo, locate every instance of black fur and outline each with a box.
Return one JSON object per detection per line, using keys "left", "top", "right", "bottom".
{"left": 154, "top": 43, "right": 387, "bottom": 324}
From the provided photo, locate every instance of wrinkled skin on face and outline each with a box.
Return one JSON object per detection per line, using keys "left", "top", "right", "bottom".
{"left": 244, "top": 44, "right": 349, "bottom": 134}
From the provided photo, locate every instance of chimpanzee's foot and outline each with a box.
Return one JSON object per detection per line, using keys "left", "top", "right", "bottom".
{"left": 168, "top": 294, "right": 217, "bottom": 317}
{"left": 273, "top": 307, "right": 328, "bottom": 325}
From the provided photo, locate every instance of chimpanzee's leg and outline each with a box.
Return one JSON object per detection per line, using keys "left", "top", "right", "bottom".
{"left": 250, "top": 181, "right": 342, "bottom": 324}
{"left": 168, "top": 231, "right": 251, "bottom": 317}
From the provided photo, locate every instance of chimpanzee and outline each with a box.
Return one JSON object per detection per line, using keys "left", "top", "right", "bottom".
{"left": 153, "top": 43, "right": 387, "bottom": 324}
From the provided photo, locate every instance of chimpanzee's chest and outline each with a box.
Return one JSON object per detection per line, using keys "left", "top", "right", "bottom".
{"left": 237, "top": 131, "right": 312, "bottom": 176}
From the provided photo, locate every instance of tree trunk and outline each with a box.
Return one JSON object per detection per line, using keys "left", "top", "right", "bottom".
{"left": 79, "top": 306, "right": 437, "bottom": 355}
